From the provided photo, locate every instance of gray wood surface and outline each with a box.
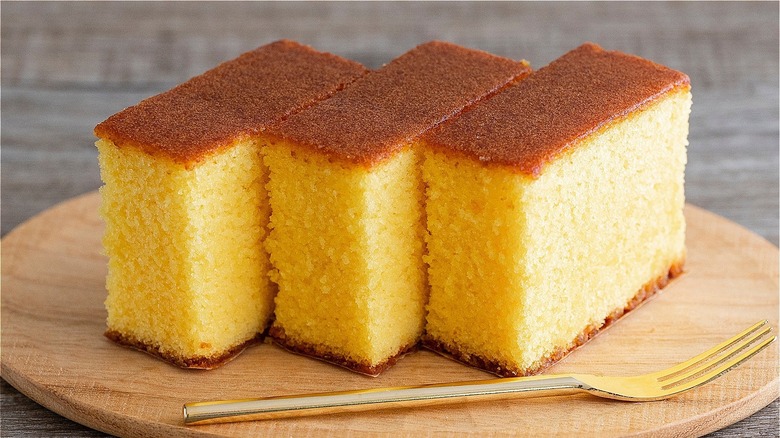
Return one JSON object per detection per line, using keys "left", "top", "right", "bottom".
{"left": 1, "top": 2, "right": 777, "bottom": 437}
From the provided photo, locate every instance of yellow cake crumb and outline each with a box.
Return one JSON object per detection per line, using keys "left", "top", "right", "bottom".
{"left": 423, "top": 89, "right": 691, "bottom": 375}
{"left": 264, "top": 143, "right": 427, "bottom": 371}
{"left": 98, "top": 138, "right": 273, "bottom": 366}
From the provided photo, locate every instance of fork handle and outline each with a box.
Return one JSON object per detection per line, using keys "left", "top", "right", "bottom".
{"left": 183, "top": 374, "right": 587, "bottom": 425}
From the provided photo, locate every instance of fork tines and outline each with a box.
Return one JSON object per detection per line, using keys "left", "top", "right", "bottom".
{"left": 657, "top": 320, "right": 776, "bottom": 392}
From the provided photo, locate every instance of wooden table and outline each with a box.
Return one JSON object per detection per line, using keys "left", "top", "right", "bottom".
{"left": 2, "top": 2, "right": 777, "bottom": 436}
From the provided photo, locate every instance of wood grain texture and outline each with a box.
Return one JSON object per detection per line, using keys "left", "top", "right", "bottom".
{"left": 1, "top": 2, "right": 777, "bottom": 437}
{"left": 2, "top": 193, "right": 778, "bottom": 437}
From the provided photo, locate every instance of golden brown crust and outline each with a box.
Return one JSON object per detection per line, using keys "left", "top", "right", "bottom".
{"left": 104, "top": 330, "right": 263, "bottom": 370}
{"left": 422, "top": 258, "right": 686, "bottom": 377}
{"left": 94, "top": 40, "right": 366, "bottom": 167}
{"left": 268, "top": 326, "right": 417, "bottom": 377}
{"left": 422, "top": 42, "right": 691, "bottom": 177}
{"left": 265, "top": 41, "right": 531, "bottom": 167}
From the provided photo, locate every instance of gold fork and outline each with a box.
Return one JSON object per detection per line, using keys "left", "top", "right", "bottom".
{"left": 183, "top": 320, "right": 775, "bottom": 425}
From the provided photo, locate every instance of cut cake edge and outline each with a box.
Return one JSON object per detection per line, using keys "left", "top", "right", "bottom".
{"left": 105, "top": 256, "right": 683, "bottom": 374}
{"left": 104, "top": 330, "right": 265, "bottom": 370}
{"left": 422, "top": 258, "right": 686, "bottom": 377}
{"left": 268, "top": 326, "right": 418, "bottom": 377}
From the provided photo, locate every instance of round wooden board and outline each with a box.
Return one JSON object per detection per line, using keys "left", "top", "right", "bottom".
{"left": 1, "top": 192, "right": 778, "bottom": 437}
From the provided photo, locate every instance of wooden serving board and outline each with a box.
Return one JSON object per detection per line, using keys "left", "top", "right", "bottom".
{"left": 2, "top": 192, "right": 778, "bottom": 437}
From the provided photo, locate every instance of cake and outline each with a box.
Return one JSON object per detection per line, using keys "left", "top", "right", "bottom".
{"left": 420, "top": 43, "right": 691, "bottom": 376}
{"left": 94, "top": 40, "right": 366, "bottom": 369}
{"left": 263, "top": 41, "right": 531, "bottom": 375}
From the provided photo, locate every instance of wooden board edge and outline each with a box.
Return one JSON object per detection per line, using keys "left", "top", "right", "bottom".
{"left": 1, "top": 361, "right": 221, "bottom": 438}
{"left": 638, "top": 377, "right": 779, "bottom": 438}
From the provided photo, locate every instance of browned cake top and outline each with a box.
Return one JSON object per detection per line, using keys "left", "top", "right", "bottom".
{"left": 94, "top": 40, "right": 366, "bottom": 165}
{"left": 265, "top": 41, "right": 531, "bottom": 166}
{"left": 422, "top": 43, "right": 690, "bottom": 176}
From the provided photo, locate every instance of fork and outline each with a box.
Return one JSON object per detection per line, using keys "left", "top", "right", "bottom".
{"left": 183, "top": 320, "right": 775, "bottom": 425}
